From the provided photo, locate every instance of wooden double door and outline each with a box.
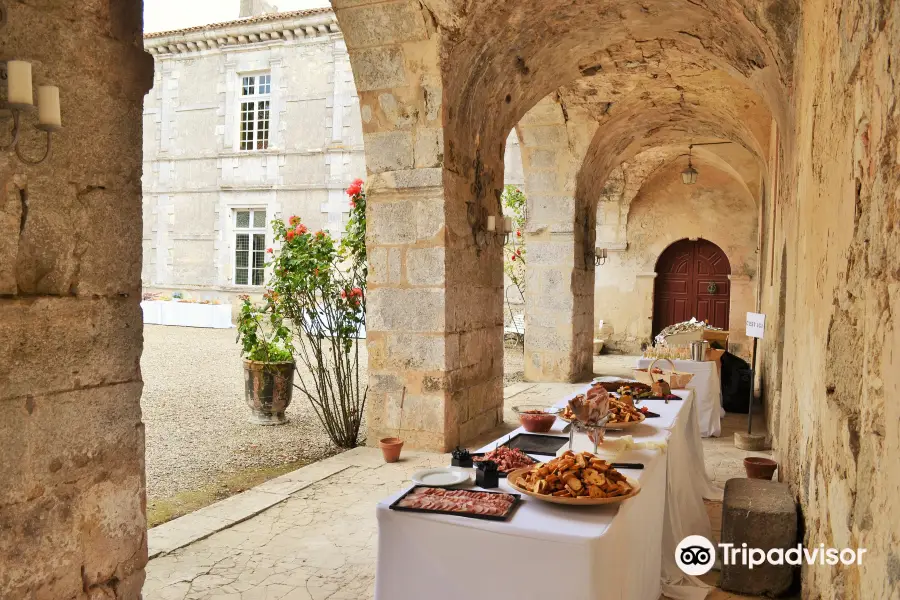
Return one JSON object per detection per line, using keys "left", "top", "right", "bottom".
{"left": 652, "top": 238, "right": 731, "bottom": 337}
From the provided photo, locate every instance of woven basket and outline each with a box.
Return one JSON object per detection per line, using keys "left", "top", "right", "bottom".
{"left": 632, "top": 358, "right": 694, "bottom": 389}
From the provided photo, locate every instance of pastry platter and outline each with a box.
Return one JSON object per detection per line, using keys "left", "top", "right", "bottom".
{"left": 505, "top": 451, "right": 642, "bottom": 506}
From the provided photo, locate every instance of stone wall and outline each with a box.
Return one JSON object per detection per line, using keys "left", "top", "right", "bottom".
{"left": 0, "top": 2, "right": 152, "bottom": 598}
{"left": 758, "top": 1, "right": 900, "bottom": 598}
{"left": 596, "top": 162, "right": 758, "bottom": 357}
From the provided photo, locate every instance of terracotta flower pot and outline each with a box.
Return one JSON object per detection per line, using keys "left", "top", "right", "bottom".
{"left": 243, "top": 359, "right": 295, "bottom": 425}
{"left": 379, "top": 437, "right": 404, "bottom": 463}
{"left": 744, "top": 456, "right": 778, "bottom": 480}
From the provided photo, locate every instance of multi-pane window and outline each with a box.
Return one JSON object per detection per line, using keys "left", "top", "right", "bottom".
{"left": 234, "top": 209, "right": 267, "bottom": 286}
{"left": 239, "top": 73, "right": 271, "bottom": 150}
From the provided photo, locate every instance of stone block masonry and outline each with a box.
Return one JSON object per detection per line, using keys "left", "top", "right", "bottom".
{"left": 0, "top": 1, "right": 153, "bottom": 598}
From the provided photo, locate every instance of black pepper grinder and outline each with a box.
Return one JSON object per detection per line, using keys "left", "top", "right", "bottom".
{"left": 475, "top": 460, "right": 499, "bottom": 488}
{"left": 451, "top": 446, "right": 473, "bottom": 468}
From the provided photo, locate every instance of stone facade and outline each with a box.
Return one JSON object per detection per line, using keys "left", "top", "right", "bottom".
{"left": 140, "top": 9, "right": 523, "bottom": 308}
{"left": 141, "top": 8, "right": 366, "bottom": 303}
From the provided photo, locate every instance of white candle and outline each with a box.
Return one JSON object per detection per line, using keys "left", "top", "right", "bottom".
{"left": 503, "top": 217, "right": 514, "bottom": 233}
{"left": 37, "top": 86, "right": 61, "bottom": 130}
{"left": 7, "top": 61, "right": 34, "bottom": 108}
{"left": 486, "top": 216, "right": 496, "bottom": 232}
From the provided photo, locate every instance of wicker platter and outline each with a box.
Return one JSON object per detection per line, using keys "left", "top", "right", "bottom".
{"left": 505, "top": 466, "right": 642, "bottom": 506}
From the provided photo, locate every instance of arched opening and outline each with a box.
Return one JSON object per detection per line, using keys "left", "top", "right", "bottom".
{"left": 652, "top": 238, "right": 731, "bottom": 337}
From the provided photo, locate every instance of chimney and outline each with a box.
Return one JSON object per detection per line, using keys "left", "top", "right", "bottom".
{"left": 239, "top": 0, "right": 280, "bottom": 18}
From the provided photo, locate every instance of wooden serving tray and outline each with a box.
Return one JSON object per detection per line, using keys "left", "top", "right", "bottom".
{"left": 505, "top": 467, "right": 641, "bottom": 506}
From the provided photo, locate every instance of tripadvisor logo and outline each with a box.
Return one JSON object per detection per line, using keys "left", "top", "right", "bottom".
{"left": 676, "top": 536, "right": 868, "bottom": 575}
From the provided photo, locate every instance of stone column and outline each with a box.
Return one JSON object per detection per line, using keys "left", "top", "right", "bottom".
{"left": 0, "top": 2, "right": 153, "bottom": 598}
{"left": 337, "top": 0, "right": 505, "bottom": 450}
{"left": 517, "top": 101, "right": 594, "bottom": 382}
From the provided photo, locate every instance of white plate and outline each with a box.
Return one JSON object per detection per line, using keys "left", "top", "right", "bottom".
{"left": 411, "top": 467, "right": 471, "bottom": 487}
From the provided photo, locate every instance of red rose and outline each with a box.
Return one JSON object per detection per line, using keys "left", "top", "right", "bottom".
{"left": 296, "top": 224, "right": 307, "bottom": 235}
{"left": 286, "top": 230, "right": 295, "bottom": 241}
{"left": 289, "top": 216, "right": 300, "bottom": 226}
{"left": 341, "top": 290, "right": 347, "bottom": 299}
{"left": 516, "top": 248, "right": 522, "bottom": 256}
{"left": 266, "top": 247, "right": 273, "bottom": 254}
{"left": 511, "top": 255, "right": 517, "bottom": 261}
{"left": 351, "top": 287, "right": 363, "bottom": 297}
{"left": 346, "top": 178, "right": 364, "bottom": 197}
{"left": 516, "top": 230, "right": 521, "bottom": 237}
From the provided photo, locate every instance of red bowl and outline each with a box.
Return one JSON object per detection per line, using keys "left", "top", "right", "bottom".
{"left": 513, "top": 405, "right": 561, "bottom": 433}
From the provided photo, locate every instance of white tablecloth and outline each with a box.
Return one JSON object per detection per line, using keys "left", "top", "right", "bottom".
{"left": 636, "top": 358, "right": 724, "bottom": 437}
{"left": 140, "top": 301, "right": 233, "bottom": 329}
{"left": 375, "top": 384, "right": 722, "bottom": 600}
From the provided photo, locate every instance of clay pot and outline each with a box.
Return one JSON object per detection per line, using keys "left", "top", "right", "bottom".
{"left": 243, "top": 359, "right": 295, "bottom": 425}
{"left": 744, "top": 456, "right": 778, "bottom": 480}
{"left": 379, "top": 437, "right": 404, "bottom": 463}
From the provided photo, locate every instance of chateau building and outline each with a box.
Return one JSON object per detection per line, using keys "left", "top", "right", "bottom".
{"left": 140, "top": 5, "right": 523, "bottom": 301}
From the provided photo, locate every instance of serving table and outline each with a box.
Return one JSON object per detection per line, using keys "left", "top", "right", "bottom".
{"left": 140, "top": 300, "right": 233, "bottom": 329}
{"left": 374, "top": 383, "right": 722, "bottom": 600}
{"left": 635, "top": 358, "right": 724, "bottom": 437}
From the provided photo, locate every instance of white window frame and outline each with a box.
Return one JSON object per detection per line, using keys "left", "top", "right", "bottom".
{"left": 233, "top": 208, "right": 268, "bottom": 286}
{"left": 238, "top": 72, "right": 272, "bottom": 151}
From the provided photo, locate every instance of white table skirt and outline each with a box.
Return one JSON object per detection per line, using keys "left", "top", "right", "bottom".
{"left": 376, "top": 446, "right": 665, "bottom": 600}
{"left": 635, "top": 358, "right": 724, "bottom": 437}
{"left": 140, "top": 301, "right": 233, "bottom": 329}
{"left": 375, "top": 384, "right": 721, "bottom": 600}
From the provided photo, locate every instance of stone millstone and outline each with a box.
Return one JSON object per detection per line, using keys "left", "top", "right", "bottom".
{"left": 720, "top": 478, "right": 797, "bottom": 596}
{"left": 734, "top": 432, "right": 771, "bottom": 451}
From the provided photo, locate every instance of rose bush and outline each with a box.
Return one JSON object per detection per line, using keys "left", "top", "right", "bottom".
{"left": 264, "top": 178, "right": 368, "bottom": 448}
{"left": 502, "top": 185, "right": 527, "bottom": 296}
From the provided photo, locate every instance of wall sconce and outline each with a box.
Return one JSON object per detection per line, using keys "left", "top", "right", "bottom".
{"left": 681, "top": 146, "right": 698, "bottom": 185}
{"left": 2, "top": 60, "right": 62, "bottom": 165}
{"left": 594, "top": 247, "right": 608, "bottom": 266}
{"left": 466, "top": 200, "right": 513, "bottom": 249}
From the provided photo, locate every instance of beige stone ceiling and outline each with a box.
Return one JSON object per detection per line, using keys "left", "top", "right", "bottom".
{"left": 429, "top": 0, "right": 796, "bottom": 211}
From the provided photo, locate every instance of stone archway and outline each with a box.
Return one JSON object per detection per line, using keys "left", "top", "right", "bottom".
{"left": 652, "top": 238, "right": 732, "bottom": 337}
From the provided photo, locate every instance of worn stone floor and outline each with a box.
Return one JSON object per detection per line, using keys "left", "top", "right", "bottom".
{"left": 144, "top": 375, "right": 775, "bottom": 600}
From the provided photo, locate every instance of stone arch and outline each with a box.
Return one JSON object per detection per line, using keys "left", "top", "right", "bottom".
{"left": 595, "top": 159, "right": 758, "bottom": 352}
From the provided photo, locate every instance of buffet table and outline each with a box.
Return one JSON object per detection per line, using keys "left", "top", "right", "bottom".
{"left": 635, "top": 358, "right": 724, "bottom": 437}
{"left": 140, "top": 300, "right": 233, "bottom": 329}
{"left": 375, "top": 384, "right": 722, "bottom": 600}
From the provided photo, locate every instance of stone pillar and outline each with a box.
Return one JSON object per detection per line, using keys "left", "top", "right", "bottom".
{"left": 517, "top": 100, "right": 593, "bottom": 382}
{"left": 0, "top": 2, "right": 153, "bottom": 598}
{"left": 337, "top": 0, "right": 504, "bottom": 450}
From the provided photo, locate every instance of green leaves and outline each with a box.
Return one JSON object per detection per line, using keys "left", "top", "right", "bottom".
{"left": 502, "top": 185, "right": 527, "bottom": 294}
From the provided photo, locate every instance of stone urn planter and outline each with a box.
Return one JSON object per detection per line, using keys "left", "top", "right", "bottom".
{"left": 243, "top": 359, "right": 295, "bottom": 425}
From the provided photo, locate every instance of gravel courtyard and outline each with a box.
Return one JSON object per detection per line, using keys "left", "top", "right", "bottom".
{"left": 141, "top": 325, "right": 529, "bottom": 523}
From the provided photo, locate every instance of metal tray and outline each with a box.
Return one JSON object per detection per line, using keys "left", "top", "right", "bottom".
{"left": 388, "top": 486, "right": 521, "bottom": 522}
{"left": 503, "top": 432, "right": 569, "bottom": 456}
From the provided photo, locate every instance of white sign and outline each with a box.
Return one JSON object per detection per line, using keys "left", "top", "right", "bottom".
{"left": 746, "top": 312, "right": 766, "bottom": 338}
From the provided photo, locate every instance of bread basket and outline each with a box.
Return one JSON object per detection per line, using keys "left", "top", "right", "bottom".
{"left": 632, "top": 358, "right": 694, "bottom": 389}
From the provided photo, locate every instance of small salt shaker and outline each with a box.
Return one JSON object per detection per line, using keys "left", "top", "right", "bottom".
{"left": 475, "top": 460, "right": 499, "bottom": 488}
